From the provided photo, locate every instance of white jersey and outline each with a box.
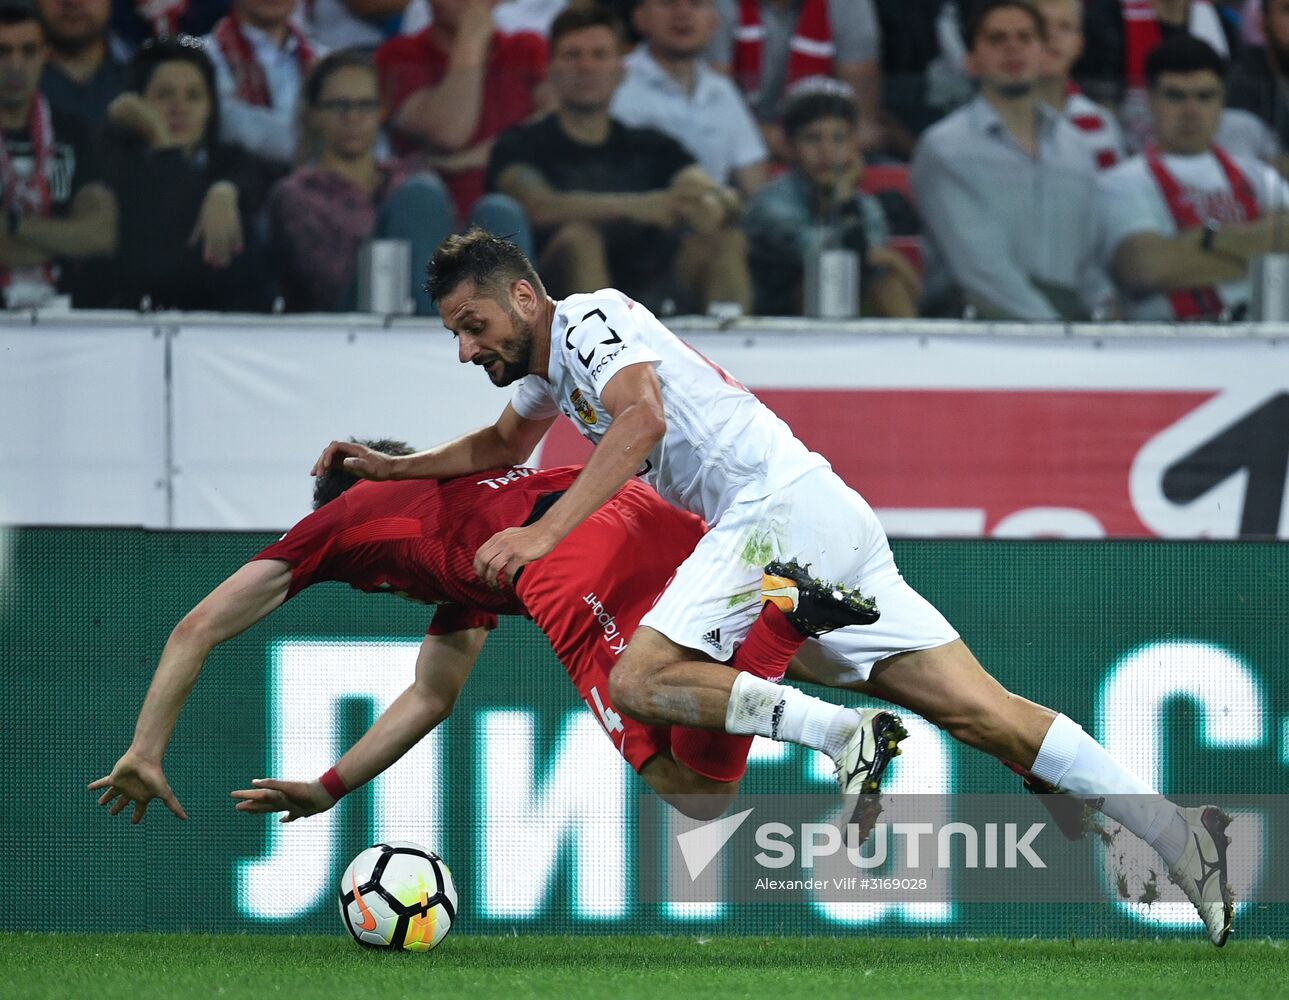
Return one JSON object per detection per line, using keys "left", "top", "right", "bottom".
{"left": 510, "top": 289, "right": 826, "bottom": 523}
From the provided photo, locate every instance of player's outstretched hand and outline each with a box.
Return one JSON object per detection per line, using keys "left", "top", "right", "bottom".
{"left": 230, "top": 778, "right": 336, "bottom": 823}
{"left": 474, "top": 524, "right": 557, "bottom": 588}
{"left": 310, "top": 440, "right": 397, "bottom": 481}
{"left": 88, "top": 752, "right": 187, "bottom": 825}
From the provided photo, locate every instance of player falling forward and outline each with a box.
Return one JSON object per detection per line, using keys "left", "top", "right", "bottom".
{"left": 89, "top": 446, "right": 877, "bottom": 828}
{"left": 314, "top": 231, "right": 1236, "bottom": 945}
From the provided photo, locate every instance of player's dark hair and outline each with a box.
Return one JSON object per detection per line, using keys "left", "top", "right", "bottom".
{"left": 782, "top": 86, "right": 858, "bottom": 140}
{"left": 129, "top": 36, "right": 221, "bottom": 147}
{"left": 1145, "top": 35, "right": 1228, "bottom": 90}
{"left": 966, "top": 0, "right": 1046, "bottom": 50}
{"left": 548, "top": 5, "right": 624, "bottom": 53}
{"left": 0, "top": 0, "right": 42, "bottom": 32}
{"left": 425, "top": 227, "right": 545, "bottom": 307}
{"left": 313, "top": 438, "right": 416, "bottom": 510}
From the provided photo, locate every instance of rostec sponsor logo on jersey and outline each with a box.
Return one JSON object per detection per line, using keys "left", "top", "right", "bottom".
{"left": 569, "top": 388, "right": 598, "bottom": 426}
{"left": 476, "top": 467, "right": 538, "bottom": 491}
{"left": 589, "top": 346, "right": 625, "bottom": 381}
{"left": 583, "top": 592, "right": 627, "bottom": 654}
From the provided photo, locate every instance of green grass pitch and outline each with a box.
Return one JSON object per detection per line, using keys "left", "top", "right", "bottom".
{"left": 3, "top": 934, "right": 1288, "bottom": 1000}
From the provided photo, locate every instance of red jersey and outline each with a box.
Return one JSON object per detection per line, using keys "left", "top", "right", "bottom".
{"left": 253, "top": 466, "right": 579, "bottom": 633}
{"left": 253, "top": 465, "right": 747, "bottom": 781}
{"left": 375, "top": 28, "right": 547, "bottom": 219}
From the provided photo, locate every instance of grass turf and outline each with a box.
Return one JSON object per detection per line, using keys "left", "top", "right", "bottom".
{"left": 2, "top": 934, "right": 1287, "bottom": 1000}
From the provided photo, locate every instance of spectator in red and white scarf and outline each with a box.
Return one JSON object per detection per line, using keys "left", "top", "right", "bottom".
{"left": 202, "top": 0, "right": 325, "bottom": 166}
{"left": 1074, "top": 0, "right": 1233, "bottom": 147}
{"left": 0, "top": 0, "right": 116, "bottom": 306}
{"left": 1035, "top": 0, "right": 1128, "bottom": 170}
{"left": 1100, "top": 35, "right": 1289, "bottom": 320}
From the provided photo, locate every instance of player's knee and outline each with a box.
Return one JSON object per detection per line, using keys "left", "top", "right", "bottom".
{"left": 608, "top": 655, "right": 650, "bottom": 721}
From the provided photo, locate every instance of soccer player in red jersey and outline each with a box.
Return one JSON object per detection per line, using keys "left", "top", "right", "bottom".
{"left": 90, "top": 441, "right": 762, "bottom": 825}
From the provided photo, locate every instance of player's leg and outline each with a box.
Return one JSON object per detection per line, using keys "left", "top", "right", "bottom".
{"left": 611, "top": 479, "right": 909, "bottom": 814}
{"left": 514, "top": 485, "right": 754, "bottom": 821}
{"left": 638, "top": 753, "right": 744, "bottom": 821}
{"left": 800, "top": 630, "right": 1234, "bottom": 945}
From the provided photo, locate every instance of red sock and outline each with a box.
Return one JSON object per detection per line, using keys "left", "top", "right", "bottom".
{"left": 670, "top": 726, "right": 752, "bottom": 782}
{"left": 732, "top": 602, "right": 804, "bottom": 682}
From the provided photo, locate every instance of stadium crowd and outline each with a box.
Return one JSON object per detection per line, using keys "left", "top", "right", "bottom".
{"left": 3, "top": 0, "right": 1288, "bottom": 320}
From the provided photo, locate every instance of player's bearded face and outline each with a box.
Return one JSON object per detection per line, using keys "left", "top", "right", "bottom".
{"left": 474, "top": 302, "right": 534, "bottom": 387}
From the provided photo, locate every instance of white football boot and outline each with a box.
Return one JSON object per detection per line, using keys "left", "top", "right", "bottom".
{"left": 1167, "top": 805, "right": 1235, "bottom": 947}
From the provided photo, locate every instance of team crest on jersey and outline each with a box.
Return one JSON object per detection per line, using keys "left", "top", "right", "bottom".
{"left": 570, "top": 388, "right": 598, "bottom": 426}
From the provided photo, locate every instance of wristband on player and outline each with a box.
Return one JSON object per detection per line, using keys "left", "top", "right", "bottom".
{"left": 319, "top": 766, "right": 349, "bottom": 802}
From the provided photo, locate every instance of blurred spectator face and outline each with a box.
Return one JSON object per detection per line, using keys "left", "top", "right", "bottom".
{"left": 235, "top": 0, "right": 298, "bottom": 31}
{"left": 1150, "top": 69, "right": 1223, "bottom": 154}
{"left": 789, "top": 114, "right": 859, "bottom": 189}
{"left": 1036, "top": 0, "right": 1083, "bottom": 80}
{"left": 0, "top": 19, "right": 46, "bottom": 115}
{"left": 310, "top": 64, "right": 382, "bottom": 160}
{"left": 35, "top": 0, "right": 108, "bottom": 54}
{"left": 633, "top": 0, "right": 719, "bottom": 60}
{"left": 966, "top": 6, "right": 1043, "bottom": 96}
{"left": 142, "top": 58, "right": 213, "bottom": 152}
{"left": 549, "top": 24, "right": 624, "bottom": 114}
{"left": 1264, "top": 0, "right": 1289, "bottom": 63}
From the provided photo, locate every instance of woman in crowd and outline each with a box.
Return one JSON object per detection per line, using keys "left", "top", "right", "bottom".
{"left": 270, "top": 51, "right": 482, "bottom": 314}
{"left": 99, "top": 35, "right": 275, "bottom": 311}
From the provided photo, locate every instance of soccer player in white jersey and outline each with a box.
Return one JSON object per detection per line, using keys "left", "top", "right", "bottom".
{"left": 314, "top": 231, "right": 1235, "bottom": 945}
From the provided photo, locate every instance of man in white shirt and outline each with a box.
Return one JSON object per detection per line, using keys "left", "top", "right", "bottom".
{"left": 313, "top": 229, "right": 1238, "bottom": 947}
{"left": 1100, "top": 34, "right": 1289, "bottom": 320}
{"left": 203, "top": 0, "right": 324, "bottom": 166}
{"left": 610, "top": 0, "right": 768, "bottom": 197}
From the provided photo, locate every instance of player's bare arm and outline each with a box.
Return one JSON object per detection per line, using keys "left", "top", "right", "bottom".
{"left": 473, "top": 362, "right": 666, "bottom": 586}
{"left": 312, "top": 404, "right": 555, "bottom": 481}
{"left": 231, "top": 627, "right": 486, "bottom": 822}
{"left": 89, "top": 559, "right": 293, "bottom": 824}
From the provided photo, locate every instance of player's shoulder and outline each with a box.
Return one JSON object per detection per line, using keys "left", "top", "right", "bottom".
{"left": 555, "top": 289, "right": 651, "bottom": 332}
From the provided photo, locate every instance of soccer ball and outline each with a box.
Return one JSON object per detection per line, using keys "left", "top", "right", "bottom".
{"left": 338, "top": 841, "right": 457, "bottom": 952}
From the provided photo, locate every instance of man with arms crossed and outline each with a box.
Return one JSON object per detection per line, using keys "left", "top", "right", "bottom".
{"left": 316, "top": 232, "right": 1237, "bottom": 945}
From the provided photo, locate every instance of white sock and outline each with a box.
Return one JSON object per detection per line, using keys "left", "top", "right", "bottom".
{"left": 1029, "top": 714, "right": 1188, "bottom": 867}
{"left": 726, "top": 673, "right": 858, "bottom": 758}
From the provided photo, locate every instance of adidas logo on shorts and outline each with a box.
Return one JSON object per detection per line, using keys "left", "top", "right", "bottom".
{"left": 702, "top": 628, "right": 722, "bottom": 650}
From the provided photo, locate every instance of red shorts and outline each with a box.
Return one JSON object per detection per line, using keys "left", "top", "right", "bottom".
{"left": 516, "top": 481, "right": 744, "bottom": 779}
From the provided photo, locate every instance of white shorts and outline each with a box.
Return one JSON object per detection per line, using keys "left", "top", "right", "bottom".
{"left": 638, "top": 466, "right": 959, "bottom": 685}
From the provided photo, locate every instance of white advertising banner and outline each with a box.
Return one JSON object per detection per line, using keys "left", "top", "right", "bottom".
{"left": 170, "top": 325, "right": 499, "bottom": 530}
{"left": 0, "top": 325, "right": 167, "bottom": 526}
{"left": 3, "top": 318, "right": 1286, "bottom": 537}
{"left": 541, "top": 332, "right": 1289, "bottom": 540}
